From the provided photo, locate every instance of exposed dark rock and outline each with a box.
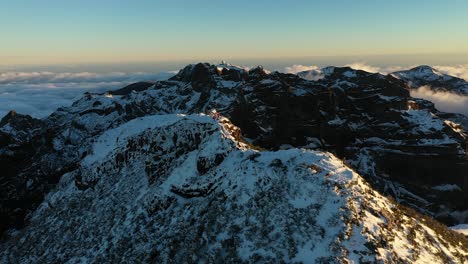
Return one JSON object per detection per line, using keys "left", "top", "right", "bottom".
{"left": 170, "top": 182, "right": 215, "bottom": 198}
{"left": 0, "top": 111, "right": 49, "bottom": 235}
{"left": 109, "top": 81, "right": 155, "bottom": 95}
{"left": 196, "top": 153, "right": 225, "bottom": 175}
{"left": 0, "top": 111, "right": 44, "bottom": 136}
{"left": 170, "top": 63, "right": 217, "bottom": 92}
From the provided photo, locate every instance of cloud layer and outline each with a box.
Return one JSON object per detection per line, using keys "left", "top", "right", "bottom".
{"left": 283, "top": 65, "right": 321, "bottom": 74}
{"left": 410, "top": 86, "right": 468, "bottom": 116}
{"left": 432, "top": 65, "right": 468, "bottom": 81}
{"left": 0, "top": 71, "right": 175, "bottom": 119}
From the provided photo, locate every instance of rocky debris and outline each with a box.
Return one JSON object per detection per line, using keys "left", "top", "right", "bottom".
{"left": 0, "top": 114, "right": 466, "bottom": 263}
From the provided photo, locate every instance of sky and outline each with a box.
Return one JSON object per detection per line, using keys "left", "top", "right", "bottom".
{"left": 1, "top": 0, "right": 468, "bottom": 67}
{"left": 1, "top": 1, "right": 468, "bottom": 119}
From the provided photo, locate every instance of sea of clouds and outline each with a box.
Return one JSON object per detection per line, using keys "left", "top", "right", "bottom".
{"left": 1, "top": 63, "right": 468, "bottom": 120}
{"left": 0, "top": 71, "right": 176, "bottom": 118}
{"left": 411, "top": 86, "right": 468, "bottom": 116}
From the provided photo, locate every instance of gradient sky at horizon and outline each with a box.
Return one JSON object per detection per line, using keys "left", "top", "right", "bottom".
{"left": 2, "top": 0, "right": 468, "bottom": 66}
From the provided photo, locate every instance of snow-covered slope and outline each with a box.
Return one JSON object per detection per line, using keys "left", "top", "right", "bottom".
{"left": 393, "top": 66, "right": 468, "bottom": 95}
{"left": 1, "top": 114, "right": 466, "bottom": 263}
{"left": 394, "top": 66, "right": 451, "bottom": 82}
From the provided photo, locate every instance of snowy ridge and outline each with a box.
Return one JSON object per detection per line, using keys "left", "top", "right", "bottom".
{"left": 1, "top": 114, "right": 466, "bottom": 263}
{"left": 81, "top": 114, "right": 217, "bottom": 166}
{"left": 393, "top": 65, "right": 468, "bottom": 95}
{"left": 393, "top": 66, "right": 447, "bottom": 82}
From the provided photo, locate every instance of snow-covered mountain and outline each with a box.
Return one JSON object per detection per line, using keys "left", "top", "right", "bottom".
{"left": 1, "top": 113, "right": 467, "bottom": 263}
{"left": 392, "top": 65, "right": 468, "bottom": 95}
{"left": 0, "top": 63, "right": 467, "bottom": 262}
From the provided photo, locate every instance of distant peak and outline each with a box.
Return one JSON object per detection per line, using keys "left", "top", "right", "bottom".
{"left": 414, "top": 65, "right": 432, "bottom": 69}
{"left": 170, "top": 62, "right": 216, "bottom": 83}
{"left": 414, "top": 65, "right": 433, "bottom": 70}
{"left": 170, "top": 62, "right": 270, "bottom": 84}
{"left": 410, "top": 65, "right": 440, "bottom": 74}
{"left": 6, "top": 110, "right": 17, "bottom": 117}
{"left": 0, "top": 110, "right": 43, "bottom": 129}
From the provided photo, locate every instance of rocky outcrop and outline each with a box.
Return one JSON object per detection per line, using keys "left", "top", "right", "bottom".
{"left": 109, "top": 82, "right": 156, "bottom": 95}
{"left": 0, "top": 111, "right": 47, "bottom": 234}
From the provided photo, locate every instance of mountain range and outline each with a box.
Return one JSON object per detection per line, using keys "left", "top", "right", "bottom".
{"left": 0, "top": 63, "right": 467, "bottom": 263}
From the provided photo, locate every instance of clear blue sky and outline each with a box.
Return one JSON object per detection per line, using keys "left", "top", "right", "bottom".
{"left": 1, "top": 0, "right": 468, "bottom": 66}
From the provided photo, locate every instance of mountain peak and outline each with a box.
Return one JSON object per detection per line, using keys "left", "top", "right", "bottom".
{"left": 410, "top": 65, "right": 441, "bottom": 75}
{"left": 0, "top": 110, "right": 43, "bottom": 130}
{"left": 170, "top": 62, "right": 269, "bottom": 85}
{"left": 0, "top": 110, "right": 17, "bottom": 123}
{"left": 393, "top": 65, "right": 445, "bottom": 83}
{"left": 392, "top": 65, "right": 468, "bottom": 94}
{"left": 412, "top": 65, "right": 435, "bottom": 70}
